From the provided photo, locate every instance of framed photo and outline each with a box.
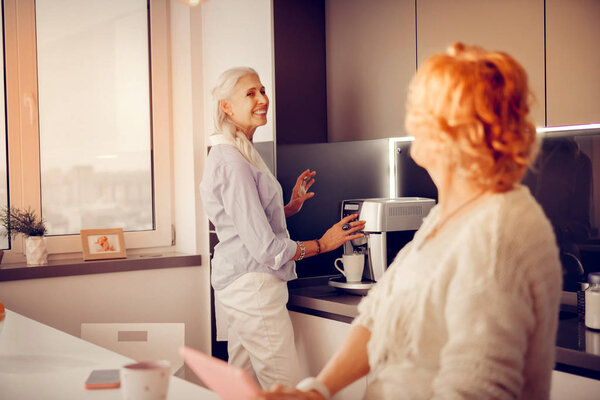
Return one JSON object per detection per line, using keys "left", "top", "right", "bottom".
{"left": 80, "top": 228, "right": 127, "bottom": 261}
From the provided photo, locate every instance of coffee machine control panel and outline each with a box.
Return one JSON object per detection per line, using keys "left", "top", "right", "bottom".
{"left": 341, "top": 200, "right": 368, "bottom": 256}
{"left": 341, "top": 201, "right": 363, "bottom": 220}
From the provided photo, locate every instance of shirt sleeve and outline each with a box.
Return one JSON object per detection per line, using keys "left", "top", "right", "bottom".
{"left": 216, "top": 161, "right": 297, "bottom": 270}
{"left": 431, "top": 246, "right": 535, "bottom": 399}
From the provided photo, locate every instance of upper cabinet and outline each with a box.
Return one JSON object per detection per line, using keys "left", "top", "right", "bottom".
{"left": 272, "top": 0, "right": 599, "bottom": 144}
{"left": 273, "top": 0, "right": 416, "bottom": 144}
{"left": 273, "top": 0, "right": 328, "bottom": 145}
{"left": 546, "top": 0, "right": 600, "bottom": 127}
{"left": 325, "top": 0, "right": 416, "bottom": 142}
{"left": 416, "top": 0, "right": 545, "bottom": 126}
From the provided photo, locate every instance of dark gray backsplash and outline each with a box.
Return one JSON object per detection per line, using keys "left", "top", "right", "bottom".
{"left": 523, "top": 129, "right": 600, "bottom": 291}
{"left": 277, "top": 139, "right": 435, "bottom": 277}
{"left": 275, "top": 130, "right": 600, "bottom": 287}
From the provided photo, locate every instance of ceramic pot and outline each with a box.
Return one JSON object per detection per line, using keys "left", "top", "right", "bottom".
{"left": 25, "top": 236, "right": 48, "bottom": 265}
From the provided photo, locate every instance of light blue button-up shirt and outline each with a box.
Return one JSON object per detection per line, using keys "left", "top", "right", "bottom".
{"left": 200, "top": 143, "right": 298, "bottom": 290}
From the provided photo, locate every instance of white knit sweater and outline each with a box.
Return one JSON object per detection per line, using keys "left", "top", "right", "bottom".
{"left": 353, "top": 185, "right": 562, "bottom": 399}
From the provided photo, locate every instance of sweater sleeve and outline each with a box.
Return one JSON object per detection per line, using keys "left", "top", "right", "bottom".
{"left": 352, "top": 242, "right": 415, "bottom": 331}
{"left": 216, "top": 161, "right": 297, "bottom": 270}
{"left": 431, "top": 235, "right": 536, "bottom": 398}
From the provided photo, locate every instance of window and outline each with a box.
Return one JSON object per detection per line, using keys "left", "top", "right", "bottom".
{"left": 2, "top": 0, "right": 171, "bottom": 258}
{"left": 0, "top": 11, "right": 9, "bottom": 250}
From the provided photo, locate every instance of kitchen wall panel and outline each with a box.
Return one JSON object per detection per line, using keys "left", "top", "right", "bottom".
{"left": 325, "top": 0, "right": 416, "bottom": 142}
{"left": 278, "top": 139, "right": 390, "bottom": 277}
{"left": 546, "top": 0, "right": 600, "bottom": 126}
{"left": 416, "top": 0, "right": 545, "bottom": 126}
{"left": 273, "top": 0, "right": 327, "bottom": 145}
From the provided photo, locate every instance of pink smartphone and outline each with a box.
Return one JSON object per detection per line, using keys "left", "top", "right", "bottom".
{"left": 179, "top": 346, "right": 261, "bottom": 400}
{"left": 84, "top": 369, "right": 120, "bottom": 389}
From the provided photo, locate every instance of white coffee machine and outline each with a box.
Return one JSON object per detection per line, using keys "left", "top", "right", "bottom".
{"left": 329, "top": 197, "right": 435, "bottom": 295}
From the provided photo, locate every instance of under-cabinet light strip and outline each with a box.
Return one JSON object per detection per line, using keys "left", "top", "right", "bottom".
{"left": 388, "top": 137, "right": 415, "bottom": 198}
{"left": 536, "top": 123, "right": 600, "bottom": 133}
{"left": 387, "top": 123, "right": 600, "bottom": 199}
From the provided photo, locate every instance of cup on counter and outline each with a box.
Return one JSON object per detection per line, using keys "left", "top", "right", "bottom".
{"left": 586, "top": 329, "right": 600, "bottom": 356}
{"left": 334, "top": 253, "right": 365, "bottom": 283}
{"left": 121, "top": 360, "right": 170, "bottom": 400}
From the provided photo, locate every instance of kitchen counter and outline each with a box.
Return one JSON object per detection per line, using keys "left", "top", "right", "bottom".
{"left": 555, "top": 310, "right": 600, "bottom": 379}
{"left": 288, "top": 278, "right": 361, "bottom": 324}
{"left": 288, "top": 276, "right": 600, "bottom": 380}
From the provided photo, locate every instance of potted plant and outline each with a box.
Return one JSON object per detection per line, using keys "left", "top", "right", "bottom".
{"left": 1, "top": 206, "right": 48, "bottom": 265}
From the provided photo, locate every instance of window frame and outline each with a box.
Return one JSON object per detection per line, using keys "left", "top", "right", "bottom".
{"left": 2, "top": 0, "right": 172, "bottom": 259}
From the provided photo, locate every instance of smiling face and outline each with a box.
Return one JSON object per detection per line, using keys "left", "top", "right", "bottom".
{"left": 220, "top": 73, "right": 269, "bottom": 139}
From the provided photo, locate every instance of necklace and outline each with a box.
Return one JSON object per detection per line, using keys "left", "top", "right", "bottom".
{"left": 417, "top": 190, "right": 487, "bottom": 250}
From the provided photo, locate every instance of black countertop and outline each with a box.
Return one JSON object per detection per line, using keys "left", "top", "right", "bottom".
{"left": 555, "top": 309, "right": 600, "bottom": 378}
{"left": 288, "top": 276, "right": 600, "bottom": 380}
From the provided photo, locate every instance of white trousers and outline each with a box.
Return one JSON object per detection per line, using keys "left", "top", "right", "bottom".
{"left": 214, "top": 272, "right": 300, "bottom": 389}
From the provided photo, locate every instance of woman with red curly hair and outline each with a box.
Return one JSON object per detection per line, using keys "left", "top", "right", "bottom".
{"left": 257, "top": 43, "right": 562, "bottom": 400}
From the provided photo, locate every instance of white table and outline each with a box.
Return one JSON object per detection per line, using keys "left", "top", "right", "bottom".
{"left": 0, "top": 309, "right": 220, "bottom": 400}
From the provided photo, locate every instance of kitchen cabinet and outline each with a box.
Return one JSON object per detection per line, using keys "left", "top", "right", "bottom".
{"left": 290, "top": 288, "right": 600, "bottom": 398}
{"left": 550, "top": 370, "right": 600, "bottom": 399}
{"left": 416, "top": 0, "right": 545, "bottom": 126}
{"left": 273, "top": 0, "right": 600, "bottom": 146}
{"left": 546, "top": 0, "right": 600, "bottom": 127}
{"left": 290, "top": 311, "right": 367, "bottom": 399}
{"left": 273, "top": 0, "right": 327, "bottom": 145}
{"left": 273, "top": 0, "right": 416, "bottom": 144}
{"left": 325, "top": 0, "right": 416, "bottom": 142}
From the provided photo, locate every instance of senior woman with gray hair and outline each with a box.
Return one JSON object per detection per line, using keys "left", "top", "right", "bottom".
{"left": 258, "top": 43, "right": 562, "bottom": 400}
{"left": 199, "top": 67, "right": 366, "bottom": 389}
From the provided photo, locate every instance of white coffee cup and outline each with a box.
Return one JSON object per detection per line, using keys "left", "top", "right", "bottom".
{"left": 334, "top": 253, "right": 364, "bottom": 283}
{"left": 121, "top": 360, "right": 171, "bottom": 400}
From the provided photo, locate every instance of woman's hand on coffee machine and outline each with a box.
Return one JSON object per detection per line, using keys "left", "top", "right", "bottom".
{"left": 319, "top": 214, "right": 366, "bottom": 253}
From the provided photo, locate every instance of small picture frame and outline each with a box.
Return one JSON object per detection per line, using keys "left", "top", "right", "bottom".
{"left": 80, "top": 228, "right": 127, "bottom": 261}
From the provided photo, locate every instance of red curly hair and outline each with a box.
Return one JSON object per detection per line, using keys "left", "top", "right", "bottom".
{"left": 405, "top": 43, "right": 537, "bottom": 192}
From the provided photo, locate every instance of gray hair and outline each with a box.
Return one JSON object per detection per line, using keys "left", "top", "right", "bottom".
{"left": 211, "top": 67, "right": 272, "bottom": 175}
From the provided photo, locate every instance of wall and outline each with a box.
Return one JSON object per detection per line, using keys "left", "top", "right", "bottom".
{"left": 200, "top": 0, "right": 275, "bottom": 143}
{"left": 170, "top": 0, "right": 212, "bottom": 361}
{"left": 171, "top": 0, "right": 207, "bottom": 259}
{"left": 0, "top": 266, "right": 208, "bottom": 357}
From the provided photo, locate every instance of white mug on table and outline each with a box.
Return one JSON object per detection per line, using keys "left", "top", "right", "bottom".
{"left": 334, "top": 253, "right": 364, "bottom": 282}
{"left": 121, "top": 360, "right": 171, "bottom": 400}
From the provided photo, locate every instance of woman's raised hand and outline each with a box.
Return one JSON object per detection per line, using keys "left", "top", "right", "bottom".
{"left": 285, "top": 169, "right": 316, "bottom": 217}
{"left": 319, "top": 214, "right": 366, "bottom": 253}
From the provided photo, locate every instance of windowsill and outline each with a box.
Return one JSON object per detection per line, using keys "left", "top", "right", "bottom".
{"left": 0, "top": 252, "right": 202, "bottom": 282}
